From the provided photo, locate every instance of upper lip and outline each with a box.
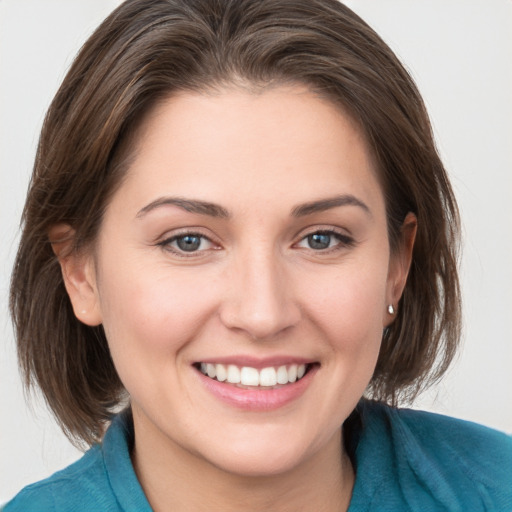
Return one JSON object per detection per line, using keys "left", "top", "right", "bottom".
{"left": 194, "top": 355, "right": 317, "bottom": 369}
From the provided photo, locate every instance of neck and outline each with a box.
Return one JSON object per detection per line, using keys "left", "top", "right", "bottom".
{"left": 132, "top": 412, "right": 354, "bottom": 512}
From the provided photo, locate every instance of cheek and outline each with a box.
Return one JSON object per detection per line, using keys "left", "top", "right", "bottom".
{"left": 291, "top": 262, "right": 388, "bottom": 431}
{"left": 97, "top": 261, "right": 220, "bottom": 369}
{"left": 299, "top": 261, "right": 388, "bottom": 347}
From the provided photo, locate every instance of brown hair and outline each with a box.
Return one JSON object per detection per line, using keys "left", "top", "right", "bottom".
{"left": 10, "top": 0, "right": 461, "bottom": 446}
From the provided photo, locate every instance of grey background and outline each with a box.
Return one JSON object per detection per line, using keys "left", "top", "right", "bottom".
{"left": 1, "top": 0, "right": 511, "bottom": 502}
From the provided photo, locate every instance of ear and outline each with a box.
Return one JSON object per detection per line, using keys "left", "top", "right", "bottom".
{"left": 49, "top": 224, "right": 102, "bottom": 326}
{"left": 384, "top": 212, "right": 417, "bottom": 326}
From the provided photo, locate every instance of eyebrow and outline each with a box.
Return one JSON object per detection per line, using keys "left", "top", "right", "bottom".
{"left": 136, "top": 193, "right": 370, "bottom": 220}
{"left": 291, "top": 194, "right": 371, "bottom": 217}
{"left": 136, "top": 197, "right": 230, "bottom": 219}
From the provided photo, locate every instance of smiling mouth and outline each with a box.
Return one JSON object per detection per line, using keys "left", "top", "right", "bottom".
{"left": 194, "top": 362, "right": 315, "bottom": 388}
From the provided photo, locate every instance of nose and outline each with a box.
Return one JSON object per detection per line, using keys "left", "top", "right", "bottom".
{"left": 219, "top": 249, "right": 301, "bottom": 340}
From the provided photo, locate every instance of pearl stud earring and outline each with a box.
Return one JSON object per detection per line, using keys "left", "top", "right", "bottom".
{"left": 387, "top": 304, "right": 395, "bottom": 315}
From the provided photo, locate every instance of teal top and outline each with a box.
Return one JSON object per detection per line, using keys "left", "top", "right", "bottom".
{"left": 4, "top": 401, "right": 512, "bottom": 511}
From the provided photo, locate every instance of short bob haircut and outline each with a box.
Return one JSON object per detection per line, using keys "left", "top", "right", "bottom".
{"left": 11, "top": 0, "right": 461, "bottom": 446}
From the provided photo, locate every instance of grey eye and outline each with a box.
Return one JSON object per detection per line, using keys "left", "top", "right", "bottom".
{"left": 160, "top": 232, "right": 216, "bottom": 256}
{"left": 175, "top": 235, "right": 202, "bottom": 252}
{"left": 296, "top": 230, "right": 354, "bottom": 252}
{"left": 307, "top": 233, "right": 332, "bottom": 250}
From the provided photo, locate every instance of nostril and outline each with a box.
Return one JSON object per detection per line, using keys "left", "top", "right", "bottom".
{"left": 218, "top": 302, "right": 301, "bottom": 341}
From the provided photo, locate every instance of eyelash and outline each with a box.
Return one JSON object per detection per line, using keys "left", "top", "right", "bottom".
{"left": 157, "top": 228, "right": 355, "bottom": 258}
{"left": 157, "top": 231, "right": 217, "bottom": 258}
{"left": 295, "top": 229, "right": 355, "bottom": 253}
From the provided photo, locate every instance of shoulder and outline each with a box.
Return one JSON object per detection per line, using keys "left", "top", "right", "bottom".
{"left": 2, "top": 444, "right": 115, "bottom": 512}
{"left": 2, "top": 411, "right": 147, "bottom": 512}
{"left": 352, "top": 400, "right": 512, "bottom": 511}
{"left": 389, "top": 404, "right": 512, "bottom": 469}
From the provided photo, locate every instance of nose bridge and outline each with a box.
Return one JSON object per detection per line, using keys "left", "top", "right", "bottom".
{"left": 220, "top": 243, "right": 300, "bottom": 339}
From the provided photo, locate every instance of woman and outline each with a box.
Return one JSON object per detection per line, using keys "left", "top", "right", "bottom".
{"left": 4, "top": 0, "right": 511, "bottom": 510}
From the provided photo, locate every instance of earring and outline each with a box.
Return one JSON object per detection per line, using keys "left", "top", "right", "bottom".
{"left": 387, "top": 304, "right": 395, "bottom": 315}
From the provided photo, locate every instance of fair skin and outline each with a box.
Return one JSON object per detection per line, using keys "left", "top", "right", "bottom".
{"left": 56, "top": 86, "right": 416, "bottom": 512}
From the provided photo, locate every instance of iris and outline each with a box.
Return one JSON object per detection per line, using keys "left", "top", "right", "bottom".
{"left": 176, "top": 235, "right": 202, "bottom": 252}
{"left": 308, "top": 233, "right": 332, "bottom": 250}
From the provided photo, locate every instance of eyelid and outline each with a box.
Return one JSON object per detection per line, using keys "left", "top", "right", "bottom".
{"left": 294, "top": 227, "right": 356, "bottom": 251}
{"left": 156, "top": 228, "right": 221, "bottom": 257}
{"left": 294, "top": 224, "right": 354, "bottom": 240}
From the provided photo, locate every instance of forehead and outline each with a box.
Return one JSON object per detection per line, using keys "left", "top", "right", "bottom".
{"left": 109, "top": 85, "right": 385, "bottom": 218}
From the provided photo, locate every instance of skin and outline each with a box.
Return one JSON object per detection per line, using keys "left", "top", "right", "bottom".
{"left": 56, "top": 86, "right": 416, "bottom": 512}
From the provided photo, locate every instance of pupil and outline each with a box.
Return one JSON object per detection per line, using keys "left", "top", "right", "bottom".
{"left": 309, "top": 233, "right": 330, "bottom": 250}
{"left": 177, "top": 235, "right": 201, "bottom": 252}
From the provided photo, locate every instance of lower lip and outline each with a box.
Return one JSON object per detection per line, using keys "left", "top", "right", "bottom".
{"left": 195, "top": 365, "right": 318, "bottom": 411}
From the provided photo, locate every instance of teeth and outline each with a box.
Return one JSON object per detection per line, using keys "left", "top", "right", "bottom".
{"left": 241, "top": 367, "right": 259, "bottom": 386}
{"left": 216, "top": 364, "right": 227, "bottom": 382}
{"left": 276, "top": 365, "right": 289, "bottom": 384}
{"left": 227, "top": 364, "right": 241, "bottom": 384}
{"left": 206, "top": 363, "right": 216, "bottom": 378}
{"left": 288, "top": 364, "right": 298, "bottom": 383}
{"left": 259, "top": 367, "right": 277, "bottom": 387}
{"left": 199, "top": 363, "right": 308, "bottom": 386}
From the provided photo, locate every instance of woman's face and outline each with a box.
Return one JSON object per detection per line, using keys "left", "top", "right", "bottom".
{"left": 72, "top": 86, "right": 411, "bottom": 476}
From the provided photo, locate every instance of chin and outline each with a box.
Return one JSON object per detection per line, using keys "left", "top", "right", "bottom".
{"left": 210, "top": 448, "right": 305, "bottom": 478}
{"left": 197, "top": 426, "right": 324, "bottom": 478}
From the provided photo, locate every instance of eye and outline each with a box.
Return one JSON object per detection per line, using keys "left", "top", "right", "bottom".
{"left": 296, "top": 230, "right": 354, "bottom": 251}
{"left": 159, "top": 232, "right": 216, "bottom": 255}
